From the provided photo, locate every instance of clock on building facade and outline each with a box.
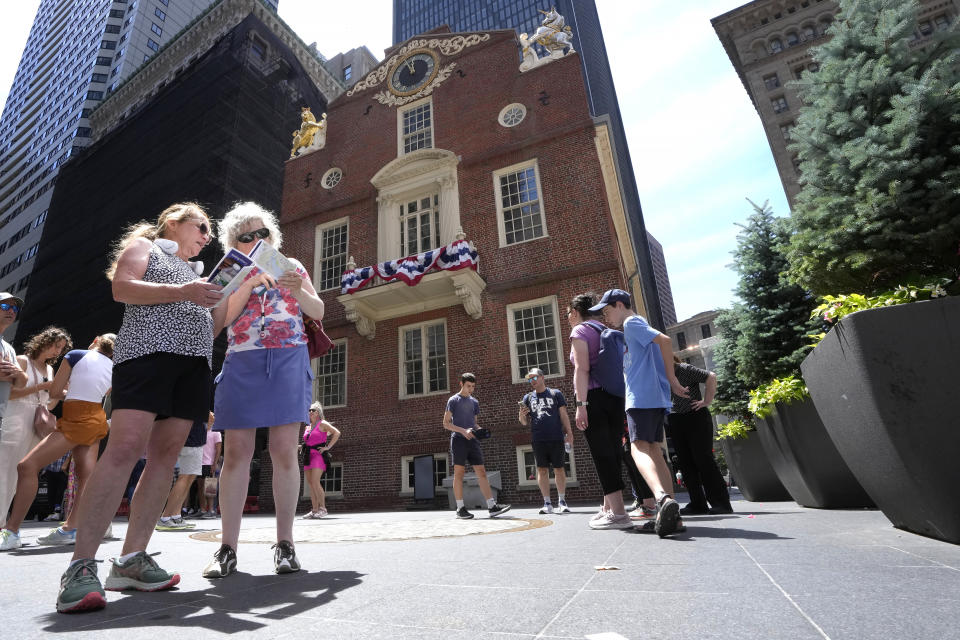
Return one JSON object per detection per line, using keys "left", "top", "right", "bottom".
{"left": 388, "top": 49, "right": 439, "bottom": 96}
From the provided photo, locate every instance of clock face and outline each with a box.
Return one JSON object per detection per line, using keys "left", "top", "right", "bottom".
{"left": 389, "top": 50, "right": 439, "bottom": 96}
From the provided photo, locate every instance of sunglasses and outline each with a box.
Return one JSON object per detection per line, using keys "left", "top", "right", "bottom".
{"left": 0, "top": 303, "right": 19, "bottom": 313}
{"left": 188, "top": 220, "right": 213, "bottom": 237}
{"left": 528, "top": 375, "right": 539, "bottom": 381}
{"left": 237, "top": 227, "right": 270, "bottom": 244}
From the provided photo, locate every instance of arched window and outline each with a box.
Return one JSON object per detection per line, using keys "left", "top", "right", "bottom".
{"left": 770, "top": 38, "right": 783, "bottom": 53}
{"left": 786, "top": 32, "right": 799, "bottom": 47}
{"left": 802, "top": 25, "right": 815, "bottom": 40}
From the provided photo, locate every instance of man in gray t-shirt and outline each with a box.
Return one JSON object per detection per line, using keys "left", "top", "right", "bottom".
{"left": 0, "top": 292, "right": 28, "bottom": 427}
{"left": 442, "top": 372, "right": 510, "bottom": 520}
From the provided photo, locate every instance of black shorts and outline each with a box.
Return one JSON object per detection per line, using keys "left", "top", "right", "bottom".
{"left": 450, "top": 434, "right": 484, "bottom": 467}
{"left": 626, "top": 408, "right": 667, "bottom": 444}
{"left": 532, "top": 440, "right": 566, "bottom": 469}
{"left": 201, "top": 464, "right": 213, "bottom": 478}
{"left": 111, "top": 353, "right": 211, "bottom": 422}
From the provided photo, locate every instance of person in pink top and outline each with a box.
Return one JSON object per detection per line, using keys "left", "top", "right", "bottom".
{"left": 198, "top": 419, "right": 221, "bottom": 518}
{"left": 301, "top": 402, "right": 339, "bottom": 519}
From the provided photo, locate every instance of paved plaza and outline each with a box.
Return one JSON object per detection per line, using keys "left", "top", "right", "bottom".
{"left": 3, "top": 491, "right": 960, "bottom": 639}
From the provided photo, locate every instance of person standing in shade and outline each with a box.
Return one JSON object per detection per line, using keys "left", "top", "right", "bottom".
{"left": 590, "top": 289, "right": 690, "bottom": 538}
{"left": 443, "top": 373, "right": 510, "bottom": 520}
{"left": 667, "top": 356, "right": 732, "bottom": 515}
{"left": 518, "top": 368, "right": 574, "bottom": 514}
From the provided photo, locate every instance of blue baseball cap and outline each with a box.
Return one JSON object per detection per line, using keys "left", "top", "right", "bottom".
{"left": 588, "top": 288, "right": 631, "bottom": 312}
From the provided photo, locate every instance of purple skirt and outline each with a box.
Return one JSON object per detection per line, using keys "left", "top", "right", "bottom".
{"left": 214, "top": 346, "right": 312, "bottom": 429}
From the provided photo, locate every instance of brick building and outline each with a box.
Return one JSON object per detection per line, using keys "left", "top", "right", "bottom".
{"left": 280, "top": 27, "right": 648, "bottom": 510}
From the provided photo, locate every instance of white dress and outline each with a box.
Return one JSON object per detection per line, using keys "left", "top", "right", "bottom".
{"left": 0, "top": 359, "right": 52, "bottom": 528}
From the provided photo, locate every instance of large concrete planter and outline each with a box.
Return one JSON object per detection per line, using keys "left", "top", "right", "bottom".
{"left": 801, "top": 296, "right": 960, "bottom": 543}
{"left": 754, "top": 399, "right": 874, "bottom": 508}
{"left": 719, "top": 431, "right": 791, "bottom": 502}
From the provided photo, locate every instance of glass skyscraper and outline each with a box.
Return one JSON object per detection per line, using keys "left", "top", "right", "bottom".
{"left": 393, "top": 0, "right": 666, "bottom": 329}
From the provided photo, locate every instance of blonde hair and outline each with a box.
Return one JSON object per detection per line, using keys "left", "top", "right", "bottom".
{"left": 93, "top": 333, "right": 117, "bottom": 359}
{"left": 106, "top": 202, "right": 209, "bottom": 280}
{"left": 218, "top": 202, "right": 282, "bottom": 252}
{"left": 309, "top": 401, "right": 324, "bottom": 420}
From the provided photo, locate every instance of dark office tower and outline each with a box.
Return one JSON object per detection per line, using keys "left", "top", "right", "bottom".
{"left": 393, "top": 0, "right": 666, "bottom": 329}
{"left": 16, "top": 2, "right": 341, "bottom": 351}
{"left": 647, "top": 232, "right": 676, "bottom": 327}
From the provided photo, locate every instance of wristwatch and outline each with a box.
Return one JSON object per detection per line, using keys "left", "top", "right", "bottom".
{"left": 574, "top": 400, "right": 588, "bottom": 407}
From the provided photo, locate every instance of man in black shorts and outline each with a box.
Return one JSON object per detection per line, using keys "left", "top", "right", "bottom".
{"left": 443, "top": 373, "right": 511, "bottom": 519}
{"left": 518, "top": 368, "right": 574, "bottom": 515}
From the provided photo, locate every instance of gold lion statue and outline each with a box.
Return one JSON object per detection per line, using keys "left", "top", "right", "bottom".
{"left": 290, "top": 108, "right": 327, "bottom": 158}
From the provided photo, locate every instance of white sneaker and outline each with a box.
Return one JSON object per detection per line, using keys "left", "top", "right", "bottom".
{"left": 300, "top": 512, "right": 316, "bottom": 519}
{"left": 588, "top": 513, "right": 633, "bottom": 530}
{"left": 539, "top": 504, "right": 554, "bottom": 514}
{"left": 44, "top": 511, "right": 63, "bottom": 522}
{"left": 0, "top": 528, "right": 22, "bottom": 551}
{"left": 589, "top": 508, "right": 609, "bottom": 522}
{"left": 556, "top": 502, "right": 571, "bottom": 514}
{"left": 38, "top": 527, "right": 77, "bottom": 545}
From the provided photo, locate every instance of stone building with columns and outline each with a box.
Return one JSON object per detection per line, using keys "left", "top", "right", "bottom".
{"left": 280, "top": 22, "right": 652, "bottom": 510}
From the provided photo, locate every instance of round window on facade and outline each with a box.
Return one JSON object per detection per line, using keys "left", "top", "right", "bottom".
{"left": 498, "top": 103, "right": 527, "bottom": 128}
{"left": 322, "top": 167, "right": 343, "bottom": 189}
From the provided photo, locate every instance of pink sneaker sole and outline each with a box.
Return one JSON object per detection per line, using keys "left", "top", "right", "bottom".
{"left": 59, "top": 591, "right": 106, "bottom": 613}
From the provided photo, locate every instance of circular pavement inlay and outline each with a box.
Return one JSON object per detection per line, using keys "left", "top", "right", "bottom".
{"left": 190, "top": 518, "right": 551, "bottom": 544}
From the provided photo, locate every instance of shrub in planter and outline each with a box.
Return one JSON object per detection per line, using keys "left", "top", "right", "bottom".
{"left": 801, "top": 296, "right": 960, "bottom": 542}
{"left": 748, "top": 377, "right": 873, "bottom": 508}
{"left": 716, "top": 420, "right": 790, "bottom": 503}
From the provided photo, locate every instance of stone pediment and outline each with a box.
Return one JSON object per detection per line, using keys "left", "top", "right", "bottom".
{"left": 370, "top": 149, "right": 459, "bottom": 190}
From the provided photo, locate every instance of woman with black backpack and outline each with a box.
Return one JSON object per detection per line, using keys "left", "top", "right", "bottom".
{"left": 566, "top": 293, "right": 633, "bottom": 530}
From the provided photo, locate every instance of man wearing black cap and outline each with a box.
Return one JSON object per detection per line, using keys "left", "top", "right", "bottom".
{"left": 0, "top": 292, "right": 28, "bottom": 428}
{"left": 589, "top": 289, "right": 689, "bottom": 537}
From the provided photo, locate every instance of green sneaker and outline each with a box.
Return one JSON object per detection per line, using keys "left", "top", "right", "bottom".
{"left": 104, "top": 552, "right": 180, "bottom": 591}
{"left": 56, "top": 559, "right": 106, "bottom": 613}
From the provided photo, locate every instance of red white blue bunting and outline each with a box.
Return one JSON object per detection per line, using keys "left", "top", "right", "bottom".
{"left": 341, "top": 239, "right": 479, "bottom": 294}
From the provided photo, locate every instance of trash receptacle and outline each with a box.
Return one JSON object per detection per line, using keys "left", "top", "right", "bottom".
{"left": 441, "top": 471, "right": 501, "bottom": 510}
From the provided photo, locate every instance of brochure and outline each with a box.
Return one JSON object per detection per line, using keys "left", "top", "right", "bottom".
{"left": 206, "top": 240, "right": 299, "bottom": 306}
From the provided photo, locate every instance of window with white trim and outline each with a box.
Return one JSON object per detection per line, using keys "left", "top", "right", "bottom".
{"left": 400, "top": 454, "right": 448, "bottom": 493}
{"left": 400, "top": 193, "right": 439, "bottom": 256}
{"left": 313, "top": 339, "right": 346, "bottom": 408}
{"left": 399, "top": 97, "right": 433, "bottom": 154}
{"left": 516, "top": 445, "right": 576, "bottom": 487}
{"left": 315, "top": 218, "right": 348, "bottom": 291}
{"left": 399, "top": 320, "right": 448, "bottom": 398}
{"left": 494, "top": 160, "right": 546, "bottom": 246}
{"left": 320, "top": 463, "right": 343, "bottom": 494}
{"left": 506, "top": 296, "right": 564, "bottom": 383}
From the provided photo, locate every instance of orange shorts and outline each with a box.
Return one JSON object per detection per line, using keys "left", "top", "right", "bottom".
{"left": 57, "top": 400, "right": 109, "bottom": 446}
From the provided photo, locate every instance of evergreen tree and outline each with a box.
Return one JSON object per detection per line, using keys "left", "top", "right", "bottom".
{"left": 713, "top": 201, "right": 820, "bottom": 417}
{"left": 787, "top": 0, "right": 960, "bottom": 295}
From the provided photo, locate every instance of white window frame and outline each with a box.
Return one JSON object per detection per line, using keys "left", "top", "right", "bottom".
{"left": 399, "top": 453, "right": 449, "bottom": 494}
{"left": 312, "top": 338, "right": 347, "bottom": 409}
{"left": 493, "top": 159, "right": 548, "bottom": 247}
{"left": 515, "top": 444, "right": 578, "bottom": 488}
{"left": 302, "top": 462, "right": 344, "bottom": 498}
{"left": 399, "top": 192, "right": 440, "bottom": 256}
{"left": 397, "top": 95, "right": 434, "bottom": 156}
{"left": 314, "top": 216, "right": 349, "bottom": 292}
{"left": 398, "top": 319, "right": 449, "bottom": 399}
{"left": 505, "top": 295, "right": 565, "bottom": 384}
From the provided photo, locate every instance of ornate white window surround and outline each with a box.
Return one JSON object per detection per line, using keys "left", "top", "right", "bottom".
{"left": 370, "top": 148, "right": 462, "bottom": 264}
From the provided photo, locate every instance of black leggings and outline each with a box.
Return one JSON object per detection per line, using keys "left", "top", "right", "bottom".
{"left": 665, "top": 408, "right": 730, "bottom": 509}
{"left": 582, "top": 388, "right": 625, "bottom": 495}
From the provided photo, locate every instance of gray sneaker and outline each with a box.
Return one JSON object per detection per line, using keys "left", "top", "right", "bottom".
{"left": 104, "top": 552, "right": 180, "bottom": 591}
{"left": 56, "top": 559, "right": 106, "bottom": 613}
{"left": 38, "top": 527, "right": 77, "bottom": 546}
{"left": 655, "top": 496, "right": 681, "bottom": 538}
{"left": 272, "top": 540, "right": 300, "bottom": 574}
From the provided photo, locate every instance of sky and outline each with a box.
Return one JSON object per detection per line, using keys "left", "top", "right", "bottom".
{"left": 0, "top": 0, "right": 791, "bottom": 323}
